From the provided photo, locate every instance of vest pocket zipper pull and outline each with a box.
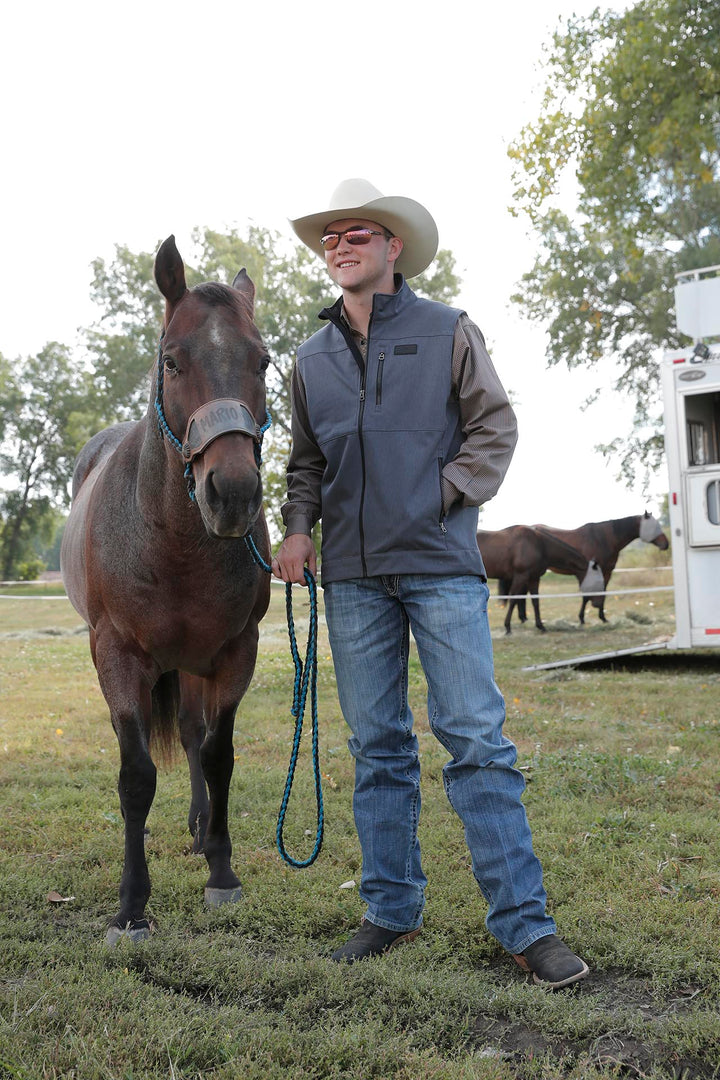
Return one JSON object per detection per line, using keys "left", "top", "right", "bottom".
{"left": 437, "top": 457, "right": 448, "bottom": 532}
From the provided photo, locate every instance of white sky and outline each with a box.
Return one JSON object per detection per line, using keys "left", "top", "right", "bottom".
{"left": 1, "top": 0, "right": 665, "bottom": 530}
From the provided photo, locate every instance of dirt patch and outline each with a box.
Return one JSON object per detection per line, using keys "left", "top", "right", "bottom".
{"left": 471, "top": 973, "right": 716, "bottom": 1078}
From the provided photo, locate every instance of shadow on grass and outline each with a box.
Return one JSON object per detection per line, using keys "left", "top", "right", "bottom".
{"left": 579, "top": 651, "right": 720, "bottom": 675}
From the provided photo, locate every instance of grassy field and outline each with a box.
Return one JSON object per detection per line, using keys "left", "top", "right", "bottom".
{"left": 1, "top": 551, "right": 719, "bottom": 1079}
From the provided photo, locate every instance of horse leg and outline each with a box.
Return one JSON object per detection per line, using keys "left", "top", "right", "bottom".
{"left": 200, "top": 621, "right": 260, "bottom": 908}
{"left": 94, "top": 630, "right": 157, "bottom": 944}
{"left": 504, "top": 599, "right": 515, "bottom": 634}
{"left": 579, "top": 597, "right": 588, "bottom": 624}
{"left": 178, "top": 673, "right": 209, "bottom": 853}
{"left": 530, "top": 579, "right": 545, "bottom": 632}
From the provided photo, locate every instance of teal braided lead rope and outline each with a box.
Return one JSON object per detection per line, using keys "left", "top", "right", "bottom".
{"left": 255, "top": 411, "right": 272, "bottom": 468}
{"left": 277, "top": 566, "right": 324, "bottom": 867}
{"left": 244, "top": 533, "right": 324, "bottom": 868}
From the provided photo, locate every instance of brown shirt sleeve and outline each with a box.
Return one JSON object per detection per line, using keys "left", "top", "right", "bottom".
{"left": 281, "top": 360, "right": 324, "bottom": 536}
{"left": 440, "top": 314, "right": 518, "bottom": 513}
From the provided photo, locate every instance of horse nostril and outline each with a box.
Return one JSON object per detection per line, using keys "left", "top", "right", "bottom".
{"left": 204, "top": 466, "right": 261, "bottom": 513}
{"left": 206, "top": 469, "right": 221, "bottom": 507}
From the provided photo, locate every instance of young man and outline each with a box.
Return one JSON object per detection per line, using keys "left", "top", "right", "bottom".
{"left": 272, "top": 179, "right": 588, "bottom": 988}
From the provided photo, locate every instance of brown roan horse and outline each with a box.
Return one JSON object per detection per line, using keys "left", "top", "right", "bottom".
{"left": 61, "top": 236, "right": 271, "bottom": 944}
{"left": 534, "top": 512, "right": 670, "bottom": 623}
{"left": 477, "top": 526, "right": 602, "bottom": 634}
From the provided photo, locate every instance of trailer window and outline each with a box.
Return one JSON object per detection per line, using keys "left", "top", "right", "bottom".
{"left": 688, "top": 421, "right": 707, "bottom": 465}
{"left": 708, "top": 480, "right": 720, "bottom": 525}
{"left": 685, "top": 391, "right": 720, "bottom": 467}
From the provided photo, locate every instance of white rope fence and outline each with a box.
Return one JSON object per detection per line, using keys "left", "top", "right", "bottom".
{"left": 2, "top": 566, "right": 675, "bottom": 603}
{"left": 490, "top": 565, "right": 673, "bottom": 601}
{"left": 0, "top": 578, "right": 297, "bottom": 598}
{"left": 494, "top": 585, "right": 674, "bottom": 601}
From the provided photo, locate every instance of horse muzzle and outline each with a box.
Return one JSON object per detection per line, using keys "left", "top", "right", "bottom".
{"left": 179, "top": 399, "right": 265, "bottom": 537}
{"left": 192, "top": 434, "right": 264, "bottom": 539}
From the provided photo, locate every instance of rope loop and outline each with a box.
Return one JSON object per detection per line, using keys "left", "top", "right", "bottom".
{"left": 244, "top": 533, "right": 324, "bottom": 868}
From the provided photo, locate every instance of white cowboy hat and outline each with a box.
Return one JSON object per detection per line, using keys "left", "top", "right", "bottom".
{"left": 289, "top": 178, "right": 439, "bottom": 280}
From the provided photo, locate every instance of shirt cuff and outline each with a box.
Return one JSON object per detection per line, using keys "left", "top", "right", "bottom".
{"left": 283, "top": 511, "right": 315, "bottom": 537}
{"left": 441, "top": 475, "right": 463, "bottom": 515}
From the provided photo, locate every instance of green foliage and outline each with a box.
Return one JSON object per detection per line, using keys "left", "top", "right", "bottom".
{"left": 0, "top": 352, "right": 17, "bottom": 444}
{"left": 0, "top": 343, "right": 97, "bottom": 580}
{"left": 84, "top": 244, "right": 166, "bottom": 422}
{"left": 509, "top": 0, "right": 720, "bottom": 480}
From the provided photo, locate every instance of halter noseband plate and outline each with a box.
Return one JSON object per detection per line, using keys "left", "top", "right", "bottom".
{"left": 182, "top": 398, "right": 261, "bottom": 463}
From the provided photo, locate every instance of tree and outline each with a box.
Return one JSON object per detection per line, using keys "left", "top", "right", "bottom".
{"left": 84, "top": 245, "right": 166, "bottom": 423}
{"left": 509, "top": 0, "right": 720, "bottom": 482}
{"left": 85, "top": 228, "right": 462, "bottom": 538}
{"left": 0, "top": 343, "right": 95, "bottom": 579}
{"left": 0, "top": 353, "right": 16, "bottom": 444}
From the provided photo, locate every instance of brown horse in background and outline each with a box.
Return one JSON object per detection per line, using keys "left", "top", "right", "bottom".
{"left": 61, "top": 236, "right": 271, "bottom": 944}
{"left": 534, "top": 512, "right": 669, "bottom": 623}
{"left": 477, "top": 526, "right": 602, "bottom": 634}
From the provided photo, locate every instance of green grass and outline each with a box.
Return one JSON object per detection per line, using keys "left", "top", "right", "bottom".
{"left": 1, "top": 556, "right": 719, "bottom": 1079}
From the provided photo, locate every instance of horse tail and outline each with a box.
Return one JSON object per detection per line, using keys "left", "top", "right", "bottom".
{"left": 151, "top": 670, "right": 181, "bottom": 764}
{"left": 498, "top": 578, "right": 510, "bottom": 606}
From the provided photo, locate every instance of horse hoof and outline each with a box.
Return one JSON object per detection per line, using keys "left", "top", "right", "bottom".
{"left": 106, "top": 920, "right": 151, "bottom": 946}
{"left": 204, "top": 885, "right": 243, "bottom": 908}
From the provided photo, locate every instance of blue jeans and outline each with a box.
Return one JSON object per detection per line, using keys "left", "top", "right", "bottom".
{"left": 322, "top": 574, "right": 556, "bottom": 955}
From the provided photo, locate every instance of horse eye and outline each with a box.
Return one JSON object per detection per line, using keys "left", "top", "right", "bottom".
{"left": 259, "top": 356, "right": 270, "bottom": 374}
{"left": 164, "top": 357, "right": 178, "bottom": 373}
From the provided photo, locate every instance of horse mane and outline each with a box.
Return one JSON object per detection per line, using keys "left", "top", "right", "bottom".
{"left": 577, "top": 515, "right": 639, "bottom": 529}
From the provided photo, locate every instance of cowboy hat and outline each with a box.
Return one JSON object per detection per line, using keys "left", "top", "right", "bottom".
{"left": 289, "top": 178, "right": 439, "bottom": 280}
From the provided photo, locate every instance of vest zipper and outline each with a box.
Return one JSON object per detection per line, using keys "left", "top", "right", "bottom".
{"left": 375, "top": 351, "right": 385, "bottom": 405}
{"left": 438, "top": 458, "right": 448, "bottom": 534}
{"left": 357, "top": 363, "right": 368, "bottom": 575}
{"left": 325, "top": 305, "right": 373, "bottom": 577}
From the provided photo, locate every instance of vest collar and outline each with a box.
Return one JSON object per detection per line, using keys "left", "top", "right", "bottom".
{"left": 319, "top": 274, "right": 415, "bottom": 326}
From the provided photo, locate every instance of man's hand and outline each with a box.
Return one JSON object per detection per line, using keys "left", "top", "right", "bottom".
{"left": 272, "top": 533, "right": 317, "bottom": 585}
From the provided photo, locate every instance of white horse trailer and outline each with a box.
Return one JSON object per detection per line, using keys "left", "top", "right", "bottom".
{"left": 662, "top": 265, "right": 720, "bottom": 648}
{"left": 526, "top": 264, "right": 720, "bottom": 670}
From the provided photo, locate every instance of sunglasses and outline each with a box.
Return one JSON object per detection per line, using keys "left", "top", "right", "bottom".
{"left": 320, "top": 228, "right": 390, "bottom": 250}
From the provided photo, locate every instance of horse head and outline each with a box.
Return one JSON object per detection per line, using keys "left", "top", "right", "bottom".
{"left": 639, "top": 511, "right": 669, "bottom": 550}
{"left": 154, "top": 235, "right": 270, "bottom": 538}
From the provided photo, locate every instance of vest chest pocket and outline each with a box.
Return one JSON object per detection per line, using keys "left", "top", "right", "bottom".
{"left": 369, "top": 345, "right": 450, "bottom": 430}
{"left": 305, "top": 359, "right": 363, "bottom": 445}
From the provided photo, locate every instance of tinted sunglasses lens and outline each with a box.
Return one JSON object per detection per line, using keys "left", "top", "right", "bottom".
{"left": 346, "top": 230, "right": 374, "bottom": 245}
{"left": 320, "top": 229, "right": 376, "bottom": 249}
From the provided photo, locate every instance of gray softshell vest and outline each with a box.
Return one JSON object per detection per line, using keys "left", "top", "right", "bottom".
{"left": 296, "top": 278, "right": 488, "bottom": 584}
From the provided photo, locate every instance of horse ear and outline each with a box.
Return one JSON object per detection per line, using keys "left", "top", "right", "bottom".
{"left": 232, "top": 268, "right": 255, "bottom": 316}
{"left": 154, "top": 235, "right": 187, "bottom": 307}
